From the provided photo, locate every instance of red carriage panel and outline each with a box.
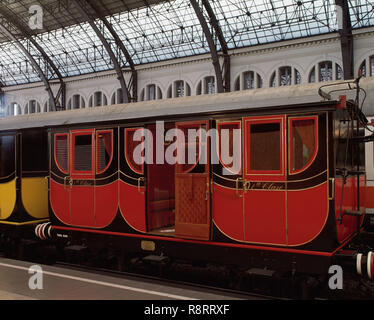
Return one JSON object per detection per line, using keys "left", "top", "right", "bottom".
{"left": 119, "top": 128, "right": 146, "bottom": 233}
{"left": 287, "top": 182, "right": 328, "bottom": 246}
{"left": 119, "top": 180, "right": 146, "bottom": 232}
{"left": 50, "top": 179, "right": 70, "bottom": 225}
{"left": 212, "top": 121, "right": 244, "bottom": 241}
{"left": 69, "top": 129, "right": 95, "bottom": 228}
{"left": 287, "top": 116, "right": 328, "bottom": 246}
{"left": 243, "top": 116, "right": 287, "bottom": 245}
{"left": 244, "top": 189, "right": 286, "bottom": 244}
{"left": 95, "top": 130, "right": 117, "bottom": 228}
{"left": 95, "top": 181, "right": 118, "bottom": 228}
{"left": 70, "top": 185, "right": 95, "bottom": 226}
{"left": 95, "top": 130, "right": 118, "bottom": 228}
{"left": 51, "top": 133, "right": 71, "bottom": 225}
{"left": 212, "top": 183, "right": 244, "bottom": 241}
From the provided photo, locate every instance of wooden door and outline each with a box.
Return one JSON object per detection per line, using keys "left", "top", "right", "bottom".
{"left": 175, "top": 121, "right": 211, "bottom": 240}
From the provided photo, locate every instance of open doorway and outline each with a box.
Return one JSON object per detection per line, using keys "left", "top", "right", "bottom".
{"left": 147, "top": 123, "right": 176, "bottom": 236}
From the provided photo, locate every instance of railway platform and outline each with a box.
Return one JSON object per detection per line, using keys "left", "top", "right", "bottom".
{"left": 0, "top": 257, "right": 248, "bottom": 300}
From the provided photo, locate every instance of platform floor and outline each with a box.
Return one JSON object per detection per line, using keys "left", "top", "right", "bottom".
{"left": 0, "top": 257, "right": 245, "bottom": 300}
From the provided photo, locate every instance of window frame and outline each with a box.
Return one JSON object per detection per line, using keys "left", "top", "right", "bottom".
{"left": 176, "top": 122, "right": 205, "bottom": 174}
{"left": 0, "top": 134, "right": 16, "bottom": 179}
{"left": 54, "top": 133, "right": 69, "bottom": 174}
{"left": 125, "top": 127, "right": 144, "bottom": 175}
{"left": 70, "top": 129, "right": 95, "bottom": 178}
{"left": 288, "top": 115, "right": 319, "bottom": 175}
{"left": 96, "top": 129, "right": 114, "bottom": 175}
{"left": 245, "top": 117, "right": 285, "bottom": 177}
{"left": 216, "top": 120, "right": 242, "bottom": 176}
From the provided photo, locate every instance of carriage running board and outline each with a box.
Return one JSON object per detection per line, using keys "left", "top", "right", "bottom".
{"left": 246, "top": 268, "right": 275, "bottom": 278}
{"left": 142, "top": 254, "right": 169, "bottom": 264}
{"left": 343, "top": 210, "right": 364, "bottom": 217}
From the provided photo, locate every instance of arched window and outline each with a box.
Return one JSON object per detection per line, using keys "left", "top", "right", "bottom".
{"left": 359, "top": 55, "right": 374, "bottom": 77}
{"left": 111, "top": 88, "right": 124, "bottom": 105}
{"left": 25, "top": 100, "right": 41, "bottom": 114}
{"left": 89, "top": 91, "right": 107, "bottom": 107}
{"left": 8, "top": 102, "right": 21, "bottom": 116}
{"left": 309, "top": 61, "right": 343, "bottom": 83}
{"left": 196, "top": 76, "right": 216, "bottom": 95}
{"left": 67, "top": 94, "right": 85, "bottom": 110}
{"left": 167, "top": 80, "right": 191, "bottom": 98}
{"left": 139, "top": 84, "right": 163, "bottom": 101}
{"left": 270, "top": 66, "right": 301, "bottom": 87}
{"left": 234, "top": 71, "right": 263, "bottom": 91}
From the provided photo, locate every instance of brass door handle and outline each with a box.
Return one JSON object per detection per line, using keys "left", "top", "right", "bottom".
{"left": 205, "top": 181, "right": 210, "bottom": 201}
{"left": 138, "top": 177, "right": 145, "bottom": 194}
{"left": 329, "top": 178, "right": 335, "bottom": 200}
{"left": 236, "top": 178, "right": 244, "bottom": 198}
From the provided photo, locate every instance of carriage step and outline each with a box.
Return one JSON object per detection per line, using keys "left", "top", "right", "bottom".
{"left": 142, "top": 255, "right": 169, "bottom": 264}
{"left": 65, "top": 245, "right": 88, "bottom": 252}
{"left": 343, "top": 211, "right": 364, "bottom": 217}
{"left": 246, "top": 268, "right": 275, "bottom": 277}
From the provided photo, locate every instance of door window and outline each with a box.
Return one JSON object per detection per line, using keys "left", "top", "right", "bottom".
{"left": 248, "top": 122, "right": 281, "bottom": 173}
{"left": 96, "top": 130, "right": 113, "bottom": 174}
{"left": 217, "top": 121, "right": 242, "bottom": 175}
{"left": 72, "top": 131, "right": 94, "bottom": 175}
{"left": 55, "top": 134, "right": 69, "bottom": 174}
{"left": 125, "top": 128, "right": 144, "bottom": 175}
{"left": 289, "top": 117, "right": 318, "bottom": 174}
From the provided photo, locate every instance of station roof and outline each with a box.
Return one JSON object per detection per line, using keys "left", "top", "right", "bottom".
{"left": 0, "top": 0, "right": 373, "bottom": 87}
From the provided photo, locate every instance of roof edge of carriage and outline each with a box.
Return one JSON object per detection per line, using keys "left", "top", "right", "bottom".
{"left": 1, "top": 78, "right": 373, "bottom": 131}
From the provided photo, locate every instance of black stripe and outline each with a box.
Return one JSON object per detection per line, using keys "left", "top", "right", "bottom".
{"left": 119, "top": 171, "right": 144, "bottom": 187}
{"left": 0, "top": 172, "right": 16, "bottom": 184}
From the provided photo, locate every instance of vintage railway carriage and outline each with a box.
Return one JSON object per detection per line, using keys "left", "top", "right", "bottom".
{"left": 0, "top": 80, "right": 372, "bottom": 277}
{"left": 0, "top": 126, "right": 49, "bottom": 241}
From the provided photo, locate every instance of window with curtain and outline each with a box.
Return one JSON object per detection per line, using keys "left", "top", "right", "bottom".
{"left": 290, "top": 118, "right": 317, "bottom": 173}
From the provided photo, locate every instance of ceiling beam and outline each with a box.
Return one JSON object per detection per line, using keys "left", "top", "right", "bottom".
{"left": 190, "top": 0, "right": 224, "bottom": 93}
{"left": 201, "top": 0, "right": 230, "bottom": 92}
{"left": 72, "top": 0, "right": 131, "bottom": 104}
{"left": 0, "top": 23, "right": 58, "bottom": 112}
{"left": 0, "top": 8, "right": 66, "bottom": 110}
{"left": 335, "top": 0, "right": 354, "bottom": 80}
{"left": 88, "top": 0, "right": 137, "bottom": 102}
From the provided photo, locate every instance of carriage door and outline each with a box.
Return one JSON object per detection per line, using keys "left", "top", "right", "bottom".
{"left": 70, "top": 129, "right": 95, "bottom": 227}
{"left": 175, "top": 121, "right": 211, "bottom": 240}
{"left": 243, "top": 116, "right": 287, "bottom": 245}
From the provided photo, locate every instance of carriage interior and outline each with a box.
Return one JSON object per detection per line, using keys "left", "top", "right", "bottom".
{"left": 146, "top": 123, "right": 176, "bottom": 235}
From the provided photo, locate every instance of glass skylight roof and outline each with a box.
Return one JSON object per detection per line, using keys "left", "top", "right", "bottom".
{"left": 0, "top": 0, "right": 373, "bottom": 87}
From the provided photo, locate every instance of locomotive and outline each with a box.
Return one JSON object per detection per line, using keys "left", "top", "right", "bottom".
{"left": 1, "top": 77, "right": 374, "bottom": 284}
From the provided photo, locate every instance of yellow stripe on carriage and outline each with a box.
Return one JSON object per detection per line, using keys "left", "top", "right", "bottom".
{"left": 0, "top": 179, "right": 16, "bottom": 220}
{"left": 21, "top": 177, "right": 49, "bottom": 219}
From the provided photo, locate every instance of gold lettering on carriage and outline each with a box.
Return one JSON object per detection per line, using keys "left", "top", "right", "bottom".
{"left": 244, "top": 181, "right": 284, "bottom": 191}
